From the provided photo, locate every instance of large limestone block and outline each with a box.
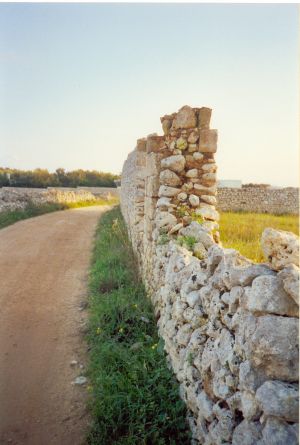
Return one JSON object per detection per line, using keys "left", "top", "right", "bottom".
{"left": 198, "top": 107, "right": 212, "bottom": 129}
{"left": 199, "top": 129, "right": 218, "bottom": 153}
{"left": 278, "top": 264, "right": 299, "bottom": 305}
{"left": 172, "top": 105, "right": 197, "bottom": 129}
{"left": 161, "top": 155, "right": 186, "bottom": 173}
{"left": 144, "top": 197, "right": 156, "bottom": 220}
{"left": 145, "top": 175, "right": 160, "bottom": 198}
{"left": 256, "top": 380, "right": 299, "bottom": 422}
{"left": 146, "top": 152, "right": 163, "bottom": 176}
{"left": 136, "top": 138, "right": 146, "bottom": 152}
{"left": 146, "top": 134, "right": 165, "bottom": 153}
{"left": 244, "top": 315, "right": 299, "bottom": 381}
{"left": 262, "top": 417, "right": 299, "bottom": 445}
{"left": 261, "top": 228, "right": 299, "bottom": 270}
{"left": 243, "top": 275, "right": 299, "bottom": 317}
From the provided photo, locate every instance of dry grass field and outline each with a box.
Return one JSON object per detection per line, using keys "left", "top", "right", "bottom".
{"left": 219, "top": 212, "right": 299, "bottom": 262}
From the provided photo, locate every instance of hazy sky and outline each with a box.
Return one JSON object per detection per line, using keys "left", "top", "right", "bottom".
{"left": 0, "top": 3, "right": 298, "bottom": 186}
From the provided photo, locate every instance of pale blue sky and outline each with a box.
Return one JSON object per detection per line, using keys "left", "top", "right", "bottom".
{"left": 0, "top": 3, "right": 298, "bottom": 186}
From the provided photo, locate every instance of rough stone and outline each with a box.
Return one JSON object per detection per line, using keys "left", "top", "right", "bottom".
{"left": 186, "top": 169, "right": 198, "bottom": 178}
{"left": 159, "top": 169, "right": 182, "bottom": 187}
{"left": 243, "top": 275, "right": 299, "bottom": 317}
{"left": 161, "top": 155, "right": 186, "bottom": 173}
{"left": 194, "top": 183, "right": 217, "bottom": 196}
{"left": 262, "top": 417, "right": 299, "bottom": 445}
{"left": 172, "top": 105, "right": 197, "bottom": 129}
{"left": 188, "top": 131, "right": 199, "bottom": 144}
{"left": 261, "top": 227, "right": 299, "bottom": 270}
{"left": 202, "top": 172, "right": 217, "bottom": 183}
{"left": 158, "top": 185, "right": 180, "bottom": 197}
{"left": 189, "top": 194, "right": 200, "bottom": 207}
{"left": 193, "top": 152, "right": 204, "bottom": 161}
{"left": 256, "top": 380, "right": 299, "bottom": 422}
{"left": 156, "top": 197, "right": 172, "bottom": 208}
{"left": 196, "top": 205, "right": 219, "bottom": 221}
{"left": 178, "top": 192, "right": 188, "bottom": 202}
{"left": 155, "top": 211, "right": 178, "bottom": 229}
{"left": 240, "top": 391, "right": 260, "bottom": 420}
{"left": 232, "top": 420, "right": 262, "bottom": 445}
{"left": 244, "top": 315, "right": 299, "bottom": 381}
{"left": 179, "top": 222, "right": 215, "bottom": 249}
{"left": 193, "top": 242, "right": 207, "bottom": 260}
{"left": 212, "top": 249, "right": 275, "bottom": 290}
{"left": 169, "top": 222, "right": 184, "bottom": 234}
{"left": 278, "top": 264, "right": 299, "bottom": 305}
{"left": 202, "top": 163, "right": 217, "bottom": 173}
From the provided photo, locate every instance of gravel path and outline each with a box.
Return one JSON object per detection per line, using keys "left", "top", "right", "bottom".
{"left": 0, "top": 206, "right": 110, "bottom": 445}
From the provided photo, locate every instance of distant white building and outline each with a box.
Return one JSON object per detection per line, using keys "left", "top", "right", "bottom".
{"left": 218, "top": 180, "right": 242, "bottom": 188}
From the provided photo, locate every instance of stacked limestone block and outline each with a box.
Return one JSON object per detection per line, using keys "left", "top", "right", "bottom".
{"left": 217, "top": 187, "right": 299, "bottom": 215}
{"left": 120, "top": 106, "right": 299, "bottom": 444}
{"left": 155, "top": 106, "right": 219, "bottom": 248}
{"left": 151, "top": 229, "right": 299, "bottom": 445}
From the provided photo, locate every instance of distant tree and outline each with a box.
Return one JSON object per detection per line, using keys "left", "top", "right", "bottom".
{"left": 0, "top": 166, "right": 120, "bottom": 188}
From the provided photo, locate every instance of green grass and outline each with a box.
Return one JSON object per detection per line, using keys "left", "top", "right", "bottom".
{"left": 219, "top": 211, "right": 299, "bottom": 262}
{"left": 0, "top": 197, "right": 119, "bottom": 230}
{"left": 86, "top": 207, "right": 190, "bottom": 445}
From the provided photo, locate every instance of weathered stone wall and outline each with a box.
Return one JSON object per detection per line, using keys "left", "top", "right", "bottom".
{"left": 121, "top": 106, "right": 299, "bottom": 444}
{"left": 0, "top": 186, "right": 118, "bottom": 212}
{"left": 217, "top": 187, "right": 299, "bottom": 215}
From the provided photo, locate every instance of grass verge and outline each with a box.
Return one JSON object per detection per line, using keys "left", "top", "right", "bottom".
{"left": 86, "top": 207, "right": 190, "bottom": 445}
{"left": 219, "top": 211, "right": 299, "bottom": 262}
{"left": 0, "top": 198, "right": 119, "bottom": 230}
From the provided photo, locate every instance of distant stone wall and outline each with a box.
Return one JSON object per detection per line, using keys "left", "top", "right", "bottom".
{"left": 217, "top": 187, "right": 299, "bottom": 215}
{"left": 0, "top": 186, "right": 118, "bottom": 212}
{"left": 121, "top": 106, "right": 299, "bottom": 444}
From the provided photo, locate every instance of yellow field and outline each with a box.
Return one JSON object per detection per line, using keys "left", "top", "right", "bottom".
{"left": 219, "top": 212, "right": 299, "bottom": 262}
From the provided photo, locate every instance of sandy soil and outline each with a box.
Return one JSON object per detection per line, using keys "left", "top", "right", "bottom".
{"left": 0, "top": 206, "right": 110, "bottom": 445}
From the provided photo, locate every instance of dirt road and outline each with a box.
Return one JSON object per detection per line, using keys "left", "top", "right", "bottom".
{"left": 0, "top": 206, "right": 110, "bottom": 445}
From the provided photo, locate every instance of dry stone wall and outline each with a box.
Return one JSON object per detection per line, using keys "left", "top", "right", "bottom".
{"left": 121, "top": 106, "right": 299, "bottom": 444}
{"left": 217, "top": 187, "right": 299, "bottom": 215}
{"left": 0, "top": 186, "right": 118, "bottom": 212}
